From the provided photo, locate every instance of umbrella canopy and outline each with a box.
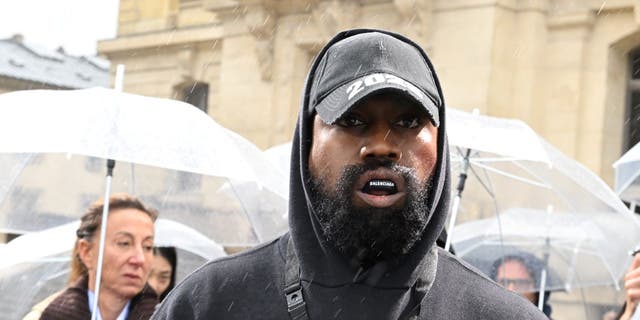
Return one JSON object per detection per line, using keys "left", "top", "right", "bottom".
{"left": 613, "top": 142, "right": 640, "bottom": 203}
{"left": 446, "top": 108, "right": 640, "bottom": 290}
{"left": 0, "top": 218, "right": 226, "bottom": 320}
{"left": 452, "top": 208, "right": 634, "bottom": 292}
{"left": 0, "top": 87, "right": 289, "bottom": 245}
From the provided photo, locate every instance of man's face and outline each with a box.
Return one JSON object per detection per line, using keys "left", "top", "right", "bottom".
{"left": 308, "top": 92, "right": 438, "bottom": 264}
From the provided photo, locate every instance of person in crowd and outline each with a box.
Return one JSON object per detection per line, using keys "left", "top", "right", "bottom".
{"left": 491, "top": 253, "right": 553, "bottom": 318}
{"left": 152, "top": 29, "right": 546, "bottom": 319}
{"left": 147, "top": 247, "right": 177, "bottom": 302}
{"left": 612, "top": 253, "right": 640, "bottom": 319}
{"left": 39, "top": 193, "right": 158, "bottom": 320}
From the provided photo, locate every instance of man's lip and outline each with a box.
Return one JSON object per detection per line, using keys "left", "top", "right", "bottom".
{"left": 354, "top": 190, "right": 406, "bottom": 208}
{"left": 353, "top": 168, "right": 407, "bottom": 208}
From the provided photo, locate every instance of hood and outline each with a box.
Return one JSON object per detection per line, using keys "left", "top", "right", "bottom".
{"left": 287, "top": 28, "right": 451, "bottom": 306}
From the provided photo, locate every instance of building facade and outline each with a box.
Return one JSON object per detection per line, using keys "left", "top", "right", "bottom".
{"left": 99, "top": 0, "right": 640, "bottom": 185}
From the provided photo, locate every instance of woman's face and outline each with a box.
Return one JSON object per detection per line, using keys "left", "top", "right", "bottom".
{"left": 148, "top": 254, "right": 173, "bottom": 296}
{"left": 80, "top": 208, "right": 155, "bottom": 300}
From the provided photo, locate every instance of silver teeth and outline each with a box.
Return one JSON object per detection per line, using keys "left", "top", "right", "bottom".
{"left": 368, "top": 180, "right": 395, "bottom": 188}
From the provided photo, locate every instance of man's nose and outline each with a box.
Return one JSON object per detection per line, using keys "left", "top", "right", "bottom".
{"left": 359, "top": 124, "right": 401, "bottom": 162}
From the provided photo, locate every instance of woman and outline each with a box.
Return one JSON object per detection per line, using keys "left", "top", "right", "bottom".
{"left": 148, "top": 247, "right": 177, "bottom": 302}
{"left": 40, "top": 193, "right": 159, "bottom": 320}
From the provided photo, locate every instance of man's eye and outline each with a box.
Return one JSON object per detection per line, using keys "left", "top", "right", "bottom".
{"left": 336, "top": 115, "right": 364, "bottom": 127}
{"left": 396, "top": 117, "right": 420, "bottom": 128}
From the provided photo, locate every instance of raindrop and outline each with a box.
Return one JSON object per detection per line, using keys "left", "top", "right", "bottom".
{"left": 596, "top": 1, "right": 606, "bottom": 15}
{"left": 227, "top": 301, "right": 234, "bottom": 312}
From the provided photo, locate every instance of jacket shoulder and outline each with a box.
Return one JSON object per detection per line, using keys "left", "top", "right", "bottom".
{"left": 423, "top": 249, "right": 548, "bottom": 320}
{"left": 151, "top": 236, "right": 288, "bottom": 320}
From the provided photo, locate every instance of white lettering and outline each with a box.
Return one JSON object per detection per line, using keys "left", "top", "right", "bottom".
{"left": 346, "top": 80, "right": 364, "bottom": 100}
{"left": 364, "top": 74, "right": 385, "bottom": 86}
{"left": 344, "top": 73, "right": 425, "bottom": 101}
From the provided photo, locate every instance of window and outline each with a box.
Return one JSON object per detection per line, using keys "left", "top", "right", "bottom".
{"left": 176, "top": 81, "right": 209, "bottom": 191}
{"left": 183, "top": 82, "right": 209, "bottom": 113}
{"left": 625, "top": 48, "right": 640, "bottom": 151}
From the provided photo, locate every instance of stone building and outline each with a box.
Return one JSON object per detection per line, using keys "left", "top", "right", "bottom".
{"left": 99, "top": 0, "right": 640, "bottom": 185}
{"left": 96, "top": 1, "right": 640, "bottom": 318}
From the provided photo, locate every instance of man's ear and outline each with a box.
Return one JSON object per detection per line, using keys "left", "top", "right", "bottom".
{"left": 77, "top": 239, "right": 95, "bottom": 271}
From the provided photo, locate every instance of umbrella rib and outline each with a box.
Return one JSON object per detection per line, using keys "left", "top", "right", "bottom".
{"left": 0, "top": 153, "right": 34, "bottom": 208}
{"left": 469, "top": 160, "right": 549, "bottom": 189}
{"left": 511, "top": 161, "right": 583, "bottom": 213}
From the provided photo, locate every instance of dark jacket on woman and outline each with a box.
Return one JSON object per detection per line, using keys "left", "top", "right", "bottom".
{"left": 40, "top": 275, "right": 157, "bottom": 320}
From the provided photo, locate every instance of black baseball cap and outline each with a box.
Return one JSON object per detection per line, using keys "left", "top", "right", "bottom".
{"left": 309, "top": 31, "right": 441, "bottom": 127}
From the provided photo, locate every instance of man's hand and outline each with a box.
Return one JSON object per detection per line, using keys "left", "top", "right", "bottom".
{"left": 621, "top": 254, "right": 640, "bottom": 320}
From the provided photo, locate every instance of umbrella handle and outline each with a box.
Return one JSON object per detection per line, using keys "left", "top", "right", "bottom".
{"left": 445, "top": 148, "right": 472, "bottom": 251}
{"left": 538, "top": 268, "right": 546, "bottom": 311}
{"left": 444, "top": 195, "right": 461, "bottom": 252}
{"left": 91, "top": 159, "right": 116, "bottom": 320}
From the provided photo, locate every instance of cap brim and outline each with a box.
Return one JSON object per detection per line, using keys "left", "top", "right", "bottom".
{"left": 315, "top": 72, "right": 440, "bottom": 127}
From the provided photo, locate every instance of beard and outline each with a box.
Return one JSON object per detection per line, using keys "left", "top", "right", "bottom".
{"left": 309, "top": 161, "right": 432, "bottom": 267}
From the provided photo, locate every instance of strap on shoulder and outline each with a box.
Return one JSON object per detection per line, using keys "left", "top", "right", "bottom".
{"left": 285, "top": 237, "right": 309, "bottom": 320}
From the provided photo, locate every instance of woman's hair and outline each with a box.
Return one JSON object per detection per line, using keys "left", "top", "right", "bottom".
{"left": 69, "top": 193, "right": 158, "bottom": 284}
{"left": 153, "top": 246, "right": 177, "bottom": 301}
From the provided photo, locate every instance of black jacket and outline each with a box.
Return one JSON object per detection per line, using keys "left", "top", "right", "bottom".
{"left": 151, "top": 29, "right": 547, "bottom": 320}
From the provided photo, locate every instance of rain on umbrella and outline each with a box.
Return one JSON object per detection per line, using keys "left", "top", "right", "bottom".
{"left": 446, "top": 108, "right": 640, "bottom": 298}
{"left": 452, "top": 208, "right": 631, "bottom": 291}
{"left": 0, "top": 218, "right": 226, "bottom": 320}
{"left": 0, "top": 87, "right": 289, "bottom": 318}
{"left": 0, "top": 86, "right": 288, "bottom": 243}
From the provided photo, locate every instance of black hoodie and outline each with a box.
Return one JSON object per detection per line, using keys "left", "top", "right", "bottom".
{"left": 151, "top": 29, "right": 547, "bottom": 320}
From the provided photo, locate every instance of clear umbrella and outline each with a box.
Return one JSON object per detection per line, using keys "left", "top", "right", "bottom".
{"left": 452, "top": 207, "right": 634, "bottom": 292}
{"left": 613, "top": 142, "right": 640, "bottom": 205}
{"left": 0, "top": 86, "right": 288, "bottom": 318}
{"left": 446, "top": 108, "right": 640, "bottom": 304}
{"left": 0, "top": 218, "right": 226, "bottom": 320}
{"left": 0, "top": 86, "right": 288, "bottom": 243}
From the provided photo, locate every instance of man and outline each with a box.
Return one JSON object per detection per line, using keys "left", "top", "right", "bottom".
{"left": 491, "top": 253, "right": 553, "bottom": 318}
{"left": 152, "top": 29, "right": 546, "bottom": 319}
